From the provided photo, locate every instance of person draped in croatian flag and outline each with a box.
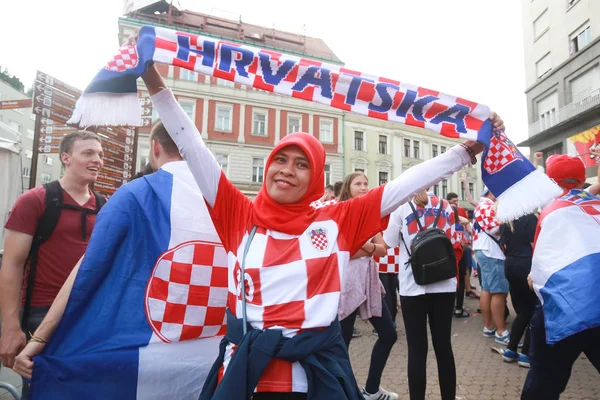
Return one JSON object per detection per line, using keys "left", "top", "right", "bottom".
{"left": 142, "top": 63, "right": 505, "bottom": 400}
{"left": 11, "top": 121, "right": 228, "bottom": 400}
{"left": 521, "top": 154, "right": 600, "bottom": 400}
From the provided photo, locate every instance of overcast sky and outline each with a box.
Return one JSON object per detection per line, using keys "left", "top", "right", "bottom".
{"left": 0, "top": 0, "right": 529, "bottom": 146}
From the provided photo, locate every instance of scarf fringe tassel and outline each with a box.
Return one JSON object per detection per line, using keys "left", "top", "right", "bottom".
{"left": 67, "top": 93, "right": 141, "bottom": 127}
{"left": 496, "top": 169, "right": 562, "bottom": 222}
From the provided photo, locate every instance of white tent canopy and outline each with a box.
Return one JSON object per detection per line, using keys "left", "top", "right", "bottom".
{"left": 0, "top": 137, "right": 22, "bottom": 248}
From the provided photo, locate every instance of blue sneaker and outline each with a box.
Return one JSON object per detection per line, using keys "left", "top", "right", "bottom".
{"left": 501, "top": 348, "right": 518, "bottom": 363}
{"left": 495, "top": 330, "right": 510, "bottom": 345}
{"left": 483, "top": 327, "right": 496, "bottom": 338}
{"left": 518, "top": 354, "right": 530, "bottom": 368}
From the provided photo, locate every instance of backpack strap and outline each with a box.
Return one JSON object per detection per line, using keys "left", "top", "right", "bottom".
{"left": 432, "top": 200, "right": 444, "bottom": 229}
{"left": 21, "top": 180, "right": 63, "bottom": 328}
{"left": 408, "top": 202, "right": 425, "bottom": 232}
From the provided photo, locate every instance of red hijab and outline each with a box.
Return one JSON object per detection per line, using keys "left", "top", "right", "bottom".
{"left": 252, "top": 133, "right": 325, "bottom": 235}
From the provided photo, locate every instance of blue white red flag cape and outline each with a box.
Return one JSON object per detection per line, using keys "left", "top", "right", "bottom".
{"left": 531, "top": 189, "right": 600, "bottom": 344}
{"left": 30, "top": 161, "right": 228, "bottom": 400}
{"left": 68, "top": 25, "right": 561, "bottom": 221}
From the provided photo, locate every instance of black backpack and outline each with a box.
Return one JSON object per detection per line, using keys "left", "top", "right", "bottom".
{"left": 21, "top": 180, "right": 106, "bottom": 327}
{"left": 400, "top": 200, "right": 457, "bottom": 286}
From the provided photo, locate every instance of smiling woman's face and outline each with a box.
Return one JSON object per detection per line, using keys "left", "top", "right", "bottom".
{"left": 265, "top": 145, "right": 312, "bottom": 204}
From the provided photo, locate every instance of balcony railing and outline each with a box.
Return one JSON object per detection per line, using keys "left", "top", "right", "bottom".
{"left": 529, "top": 88, "right": 600, "bottom": 136}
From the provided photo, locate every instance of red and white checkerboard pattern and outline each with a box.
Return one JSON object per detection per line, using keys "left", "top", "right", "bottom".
{"left": 226, "top": 219, "right": 346, "bottom": 338}
{"left": 104, "top": 44, "right": 139, "bottom": 72}
{"left": 473, "top": 198, "right": 501, "bottom": 242}
{"left": 145, "top": 240, "right": 228, "bottom": 343}
{"left": 152, "top": 26, "right": 490, "bottom": 140}
{"left": 375, "top": 247, "right": 400, "bottom": 274}
{"left": 483, "top": 131, "right": 523, "bottom": 175}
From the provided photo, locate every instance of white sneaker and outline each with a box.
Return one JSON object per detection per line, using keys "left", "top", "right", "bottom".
{"left": 362, "top": 386, "right": 399, "bottom": 400}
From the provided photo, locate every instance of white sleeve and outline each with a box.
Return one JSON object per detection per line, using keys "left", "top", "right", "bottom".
{"left": 150, "top": 89, "right": 220, "bottom": 207}
{"left": 383, "top": 207, "right": 404, "bottom": 248}
{"left": 380, "top": 145, "right": 471, "bottom": 216}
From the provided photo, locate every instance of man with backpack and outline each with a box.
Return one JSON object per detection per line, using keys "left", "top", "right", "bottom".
{"left": 0, "top": 131, "right": 105, "bottom": 399}
{"left": 473, "top": 187, "right": 510, "bottom": 345}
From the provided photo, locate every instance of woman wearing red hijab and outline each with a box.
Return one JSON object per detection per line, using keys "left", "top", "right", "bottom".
{"left": 143, "top": 65, "right": 501, "bottom": 400}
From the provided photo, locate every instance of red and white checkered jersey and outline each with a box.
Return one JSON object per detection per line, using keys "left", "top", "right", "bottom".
{"left": 374, "top": 247, "right": 400, "bottom": 274}
{"left": 210, "top": 177, "right": 386, "bottom": 393}
{"left": 473, "top": 197, "right": 505, "bottom": 259}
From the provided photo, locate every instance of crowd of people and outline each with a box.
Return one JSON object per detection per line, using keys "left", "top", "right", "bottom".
{"left": 0, "top": 62, "right": 599, "bottom": 400}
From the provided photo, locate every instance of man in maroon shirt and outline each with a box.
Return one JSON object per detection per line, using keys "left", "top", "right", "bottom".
{"left": 0, "top": 131, "right": 103, "bottom": 396}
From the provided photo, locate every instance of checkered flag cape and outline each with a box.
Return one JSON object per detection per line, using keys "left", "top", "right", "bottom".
{"left": 30, "top": 162, "right": 227, "bottom": 400}
{"left": 68, "top": 25, "right": 561, "bottom": 221}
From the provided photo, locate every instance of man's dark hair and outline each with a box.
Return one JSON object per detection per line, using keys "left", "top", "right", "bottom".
{"left": 333, "top": 181, "right": 343, "bottom": 198}
{"left": 446, "top": 192, "right": 459, "bottom": 201}
{"left": 59, "top": 131, "right": 102, "bottom": 165}
{"left": 132, "top": 163, "right": 155, "bottom": 180}
{"left": 150, "top": 120, "right": 180, "bottom": 157}
{"left": 324, "top": 184, "right": 334, "bottom": 192}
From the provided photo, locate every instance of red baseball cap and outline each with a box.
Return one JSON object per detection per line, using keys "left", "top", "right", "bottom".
{"left": 546, "top": 154, "right": 586, "bottom": 189}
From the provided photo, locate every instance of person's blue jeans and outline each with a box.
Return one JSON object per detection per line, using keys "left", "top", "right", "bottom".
{"left": 474, "top": 251, "right": 508, "bottom": 294}
{"left": 521, "top": 306, "right": 600, "bottom": 399}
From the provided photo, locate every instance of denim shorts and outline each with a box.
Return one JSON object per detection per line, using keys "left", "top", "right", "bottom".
{"left": 475, "top": 250, "right": 508, "bottom": 293}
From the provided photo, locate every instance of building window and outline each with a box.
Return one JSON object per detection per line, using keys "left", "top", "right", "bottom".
{"left": 215, "top": 105, "right": 232, "bottom": 132}
{"left": 320, "top": 119, "right": 333, "bottom": 143}
{"left": 404, "top": 139, "right": 411, "bottom": 157}
{"left": 536, "top": 53, "right": 552, "bottom": 78}
{"left": 570, "top": 25, "right": 592, "bottom": 55}
{"left": 461, "top": 182, "right": 466, "bottom": 200}
{"left": 215, "top": 154, "right": 228, "bottom": 176}
{"left": 25, "top": 149, "right": 33, "bottom": 159}
{"left": 288, "top": 114, "right": 301, "bottom": 133}
{"left": 442, "top": 180, "right": 448, "bottom": 198}
{"left": 44, "top": 155, "right": 53, "bottom": 166}
{"left": 30, "top": 113, "right": 36, "bottom": 121}
{"left": 14, "top": 107, "right": 23, "bottom": 115}
{"left": 433, "top": 184, "right": 439, "bottom": 197}
{"left": 378, "top": 135, "right": 388, "bottom": 154}
{"left": 537, "top": 91, "right": 559, "bottom": 129}
{"left": 27, "top": 129, "right": 34, "bottom": 139}
{"left": 252, "top": 158, "right": 264, "bottom": 183}
{"left": 252, "top": 110, "right": 268, "bottom": 136}
{"left": 432, "top": 144, "right": 438, "bottom": 158}
{"left": 354, "top": 131, "right": 364, "bottom": 151}
{"left": 217, "top": 78, "right": 235, "bottom": 88}
{"left": 570, "top": 65, "right": 600, "bottom": 103}
{"left": 42, "top": 173, "right": 51, "bottom": 183}
{"left": 379, "top": 171, "right": 388, "bottom": 185}
{"left": 533, "top": 9, "right": 549, "bottom": 39}
{"left": 23, "top": 167, "right": 30, "bottom": 178}
{"left": 179, "top": 101, "right": 195, "bottom": 120}
{"left": 413, "top": 141, "right": 420, "bottom": 159}
{"left": 324, "top": 164, "right": 331, "bottom": 186}
{"left": 469, "top": 182, "right": 474, "bottom": 197}
{"left": 180, "top": 69, "right": 198, "bottom": 81}
{"left": 9, "top": 121, "right": 22, "bottom": 133}
{"left": 441, "top": 145, "right": 446, "bottom": 154}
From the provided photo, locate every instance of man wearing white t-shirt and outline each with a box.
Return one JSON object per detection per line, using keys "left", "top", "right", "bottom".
{"left": 473, "top": 188, "right": 509, "bottom": 344}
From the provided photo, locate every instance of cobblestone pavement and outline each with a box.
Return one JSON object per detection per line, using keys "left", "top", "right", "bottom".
{"left": 2, "top": 290, "right": 599, "bottom": 399}
{"left": 348, "top": 293, "right": 600, "bottom": 400}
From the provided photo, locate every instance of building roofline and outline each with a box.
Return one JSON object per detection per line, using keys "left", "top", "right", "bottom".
{"left": 119, "top": 16, "right": 345, "bottom": 66}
